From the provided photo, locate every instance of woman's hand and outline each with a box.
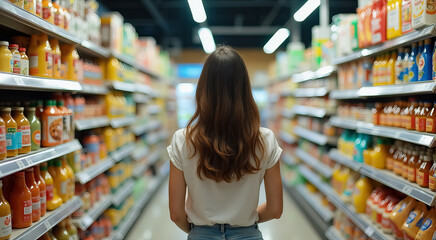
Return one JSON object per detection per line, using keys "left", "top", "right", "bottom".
{"left": 169, "top": 162, "right": 190, "bottom": 233}
{"left": 257, "top": 161, "right": 283, "bottom": 223}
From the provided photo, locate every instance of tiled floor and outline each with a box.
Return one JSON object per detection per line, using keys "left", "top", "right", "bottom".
{"left": 126, "top": 179, "right": 321, "bottom": 240}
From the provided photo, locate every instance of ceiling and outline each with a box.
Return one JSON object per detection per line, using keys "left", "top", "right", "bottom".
{"left": 98, "top": 0, "right": 357, "bottom": 52}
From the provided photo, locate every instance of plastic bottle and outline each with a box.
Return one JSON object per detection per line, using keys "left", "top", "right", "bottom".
{"left": 409, "top": 43, "right": 419, "bottom": 82}
{"left": 24, "top": 107, "right": 41, "bottom": 151}
{"left": 0, "top": 180, "right": 11, "bottom": 240}
{"left": 402, "top": 202, "right": 429, "bottom": 239}
{"left": 418, "top": 102, "right": 432, "bottom": 132}
{"left": 403, "top": 48, "right": 411, "bottom": 82}
{"left": 426, "top": 102, "right": 436, "bottom": 133}
{"left": 0, "top": 42, "right": 12, "bottom": 73}
{"left": 42, "top": 0, "right": 54, "bottom": 24}
{"left": 389, "top": 197, "right": 419, "bottom": 238}
{"left": 25, "top": 168, "right": 40, "bottom": 222}
{"left": 395, "top": 48, "right": 404, "bottom": 83}
{"left": 60, "top": 156, "right": 74, "bottom": 199}
{"left": 10, "top": 172, "right": 32, "bottom": 228}
{"left": 56, "top": 101, "right": 71, "bottom": 143}
{"left": 0, "top": 108, "right": 18, "bottom": 157}
{"left": 401, "top": 145, "right": 412, "bottom": 179}
{"left": 84, "top": 132, "right": 100, "bottom": 164}
{"left": 429, "top": 150, "right": 436, "bottom": 191}
{"left": 353, "top": 177, "right": 373, "bottom": 213}
{"left": 0, "top": 116, "right": 5, "bottom": 161}
{"left": 12, "top": 107, "right": 31, "bottom": 154}
{"left": 39, "top": 34, "right": 53, "bottom": 78}
{"left": 417, "top": 149, "right": 433, "bottom": 187}
{"left": 387, "top": 51, "right": 397, "bottom": 84}
{"left": 415, "top": 102, "right": 424, "bottom": 130}
{"left": 415, "top": 207, "right": 436, "bottom": 240}
{"left": 382, "top": 196, "right": 400, "bottom": 233}
{"left": 370, "top": 138, "right": 388, "bottom": 169}
{"left": 52, "top": 159, "right": 69, "bottom": 202}
{"left": 52, "top": 220, "right": 69, "bottom": 240}
{"left": 52, "top": 0, "right": 64, "bottom": 27}
{"left": 33, "top": 165, "right": 46, "bottom": 217}
{"left": 27, "top": 35, "right": 39, "bottom": 76}
{"left": 42, "top": 100, "right": 63, "bottom": 147}
{"left": 19, "top": 48, "right": 29, "bottom": 76}
{"left": 60, "top": 45, "right": 77, "bottom": 81}
{"left": 41, "top": 162, "right": 62, "bottom": 210}
{"left": 418, "top": 38, "right": 433, "bottom": 81}
{"left": 49, "top": 39, "right": 61, "bottom": 79}
{"left": 8, "top": 44, "right": 21, "bottom": 74}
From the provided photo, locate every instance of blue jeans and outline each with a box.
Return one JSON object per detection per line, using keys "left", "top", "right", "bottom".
{"left": 188, "top": 223, "right": 263, "bottom": 240}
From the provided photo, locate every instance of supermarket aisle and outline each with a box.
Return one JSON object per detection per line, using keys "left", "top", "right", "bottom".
{"left": 127, "top": 179, "right": 320, "bottom": 240}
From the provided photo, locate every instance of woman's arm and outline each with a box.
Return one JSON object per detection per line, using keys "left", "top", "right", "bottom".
{"left": 257, "top": 161, "right": 283, "bottom": 223}
{"left": 169, "top": 162, "right": 190, "bottom": 233}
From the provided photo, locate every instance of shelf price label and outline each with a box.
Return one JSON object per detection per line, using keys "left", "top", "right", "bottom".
{"left": 13, "top": 77, "right": 25, "bottom": 86}
{"left": 44, "top": 221, "right": 51, "bottom": 230}
{"left": 364, "top": 226, "right": 375, "bottom": 237}
{"left": 24, "top": 158, "right": 33, "bottom": 166}
{"left": 17, "top": 160, "right": 25, "bottom": 169}
{"left": 402, "top": 185, "right": 413, "bottom": 195}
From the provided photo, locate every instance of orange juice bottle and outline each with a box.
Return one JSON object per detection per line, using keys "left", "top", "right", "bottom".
{"left": 39, "top": 34, "right": 53, "bottom": 78}
{"left": 0, "top": 108, "right": 18, "bottom": 157}
{"left": 60, "top": 155, "right": 74, "bottom": 199}
{"left": 416, "top": 207, "right": 436, "bottom": 240}
{"left": 42, "top": 100, "right": 63, "bottom": 147}
{"left": 33, "top": 165, "right": 46, "bottom": 217}
{"left": 353, "top": 177, "right": 373, "bottom": 213}
{"left": 42, "top": 0, "right": 54, "bottom": 24}
{"left": 12, "top": 107, "right": 31, "bottom": 154}
{"left": 10, "top": 172, "right": 32, "bottom": 228}
{"left": 60, "top": 45, "right": 77, "bottom": 80}
{"left": 41, "top": 162, "right": 62, "bottom": 210}
{"left": 0, "top": 41, "right": 12, "bottom": 73}
{"left": 25, "top": 168, "right": 40, "bottom": 222}
{"left": 52, "top": 159, "right": 69, "bottom": 202}
{"left": 27, "top": 35, "right": 40, "bottom": 76}
{"left": 402, "top": 202, "right": 429, "bottom": 239}
{"left": 0, "top": 115, "right": 6, "bottom": 160}
{"left": 49, "top": 39, "right": 61, "bottom": 78}
{"left": 0, "top": 180, "right": 11, "bottom": 240}
{"left": 371, "top": 138, "right": 389, "bottom": 169}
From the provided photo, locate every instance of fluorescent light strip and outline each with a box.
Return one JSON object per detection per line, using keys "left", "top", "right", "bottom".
{"left": 198, "top": 27, "right": 216, "bottom": 54}
{"left": 293, "top": 0, "right": 321, "bottom": 22}
{"left": 263, "top": 28, "right": 290, "bottom": 54}
{"left": 187, "top": 0, "right": 207, "bottom": 23}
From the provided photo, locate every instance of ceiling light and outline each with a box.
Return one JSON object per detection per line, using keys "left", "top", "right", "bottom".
{"left": 293, "top": 0, "right": 321, "bottom": 22}
{"left": 263, "top": 28, "right": 290, "bottom": 54}
{"left": 188, "top": 0, "right": 207, "bottom": 23}
{"left": 198, "top": 27, "right": 216, "bottom": 54}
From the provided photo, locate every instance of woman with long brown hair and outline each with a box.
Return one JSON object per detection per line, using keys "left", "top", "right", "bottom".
{"left": 168, "top": 46, "right": 283, "bottom": 239}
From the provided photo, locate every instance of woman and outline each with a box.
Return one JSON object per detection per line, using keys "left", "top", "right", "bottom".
{"left": 168, "top": 46, "right": 283, "bottom": 240}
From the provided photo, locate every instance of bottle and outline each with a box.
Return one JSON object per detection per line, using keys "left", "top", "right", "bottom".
{"left": 0, "top": 115, "right": 5, "bottom": 161}
{"left": 402, "top": 146, "right": 412, "bottom": 179}
{"left": 52, "top": 0, "right": 64, "bottom": 27}
{"left": 389, "top": 197, "right": 419, "bottom": 239}
{"left": 0, "top": 108, "right": 18, "bottom": 157}
{"left": 39, "top": 34, "right": 53, "bottom": 78}
{"left": 371, "top": 138, "right": 388, "bottom": 169}
{"left": 8, "top": 44, "right": 21, "bottom": 74}
{"left": 27, "top": 35, "right": 39, "bottom": 76}
{"left": 433, "top": 42, "right": 436, "bottom": 80}
{"left": 35, "top": 100, "right": 44, "bottom": 121}
{"left": 417, "top": 41, "right": 424, "bottom": 65}
{"left": 52, "top": 220, "right": 69, "bottom": 240}
{"left": 10, "top": 172, "right": 32, "bottom": 228}
{"left": 415, "top": 102, "right": 424, "bottom": 131}
{"left": 61, "top": 0, "right": 70, "bottom": 30}
{"left": 0, "top": 42, "right": 12, "bottom": 73}
{"left": 0, "top": 180, "right": 11, "bottom": 240}
{"left": 409, "top": 43, "right": 419, "bottom": 82}
{"left": 382, "top": 196, "right": 400, "bottom": 233}
{"left": 37, "top": 233, "right": 52, "bottom": 240}
{"left": 40, "top": 162, "right": 63, "bottom": 210}
{"left": 408, "top": 147, "right": 422, "bottom": 183}
{"left": 56, "top": 101, "right": 71, "bottom": 143}
{"left": 19, "top": 48, "right": 29, "bottom": 76}
{"left": 60, "top": 45, "right": 77, "bottom": 81}
{"left": 24, "top": 0, "right": 35, "bottom": 13}
{"left": 373, "top": 103, "right": 383, "bottom": 125}
{"left": 418, "top": 102, "right": 432, "bottom": 132}
{"left": 24, "top": 107, "right": 41, "bottom": 151}
{"left": 402, "top": 202, "right": 429, "bottom": 239}
{"left": 64, "top": 217, "right": 78, "bottom": 240}
{"left": 417, "top": 149, "right": 433, "bottom": 187}
{"left": 387, "top": 51, "right": 397, "bottom": 84}
{"left": 415, "top": 207, "right": 436, "bottom": 240}
{"left": 426, "top": 102, "right": 436, "bottom": 133}
{"left": 52, "top": 159, "right": 69, "bottom": 202}
{"left": 42, "top": 0, "right": 54, "bottom": 24}
{"left": 42, "top": 100, "right": 63, "bottom": 147}
{"left": 49, "top": 39, "right": 61, "bottom": 79}
{"left": 60, "top": 156, "right": 74, "bottom": 199}
{"left": 84, "top": 132, "right": 99, "bottom": 164}
{"left": 25, "top": 168, "right": 40, "bottom": 222}
{"left": 9, "top": 0, "right": 24, "bottom": 8}
{"left": 353, "top": 177, "right": 373, "bottom": 213}
{"left": 430, "top": 150, "right": 436, "bottom": 191}
{"left": 63, "top": 94, "right": 74, "bottom": 140}
{"left": 419, "top": 38, "right": 433, "bottom": 81}
{"left": 12, "top": 107, "right": 31, "bottom": 154}
{"left": 395, "top": 48, "right": 404, "bottom": 84}
{"left": 403, "top": 48, "right": 410, "bottom": 82}
{"left": 35, "top": 0, "right": 42, "bottom": 17}
{"left": 33, "top": 165, "right": 46, "bottom": 217}
{"left": 386, "top": 141, "right": 397, "bottom": 170}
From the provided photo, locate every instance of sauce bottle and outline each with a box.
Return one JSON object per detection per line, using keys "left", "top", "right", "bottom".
{"left": 429, "top": 150, "right": 436, "bottom": 192}
{"left": 8, "top": 44, "right": 21, "bottom": 74}
{"left": 414, "top": 102, "right": 423, "bottom": 131}
{"left": 41, "top": 162, "right": 62, "bottom": 210}
{"left": 386, "top": 141, "right": 398, "bottom": 170}
{"left": 405, "top": 100, "right": 416, "bottom": 130}
{"left": 417, "top": 149, "right": 433, "bottom": 187}
{"left": 418, "top": 38, "right": 433, "bottom": 81}
{"left": 372, "top": 103, "right": 383, "bottom": 125}
{"left": 24, "top": 107, "right": 41, "bottom": 151}
{"left": 52, "top": 220, "right": 69, "bottom": 240}
{"left": 0, "top": 115, "right": 6, "bottom": 161}
{"left": 33, "top": 165, "right": 46, "bottom": 217}
{"left": 35, "top": 100, "right": 44, "bottom": 121}
{"left": 42, "top": 100, "right": 63, "bottom": 147}
{"left": 56, "top": 101, "right": 71, "bottom": 143}
{"left": 0, "top": 180, "right": 11, "bottom": 240}
{"left": 415, "top": 207, "right": 436, "bottom": 240}
{"left": 407, "top": 147, "right": 420, "bottom": 183}
{"left": 19, "top": 48, "right": 29, "bottom": 76}
{"left": 60, "top": 155, "right": 74, "bottom": 199}
{"left": 0, "top": 41, "right": 12, "bottom": 73}
{"left": 401, "top": 145, "right": 412, "bottom": 179}
{"left": 42, "top": 0, "right": 54, "bottom": 24}
{"left": 418, "top": 102, "right": 432, "bottom": 132}
{"left": 25, "top": 168, "right": 40, "bottom": 222}
{"left": 426, "top": 102, "right": 436, "bottom": 133}
{"left": 49, "top": 39, "right": 61, "bottom": 79}
{"left": 0, "top": 108, "right": 18, "bottom": 157}
{"left": 52, "top": 159, "right": 69, "bottom": 202}
{"left": 402, "top": 202, "right": 429, "bottom": 239}
{"left": 10, "top": 172, "right": 32, "bottom": 228}
{"left": 389, "top": 197, "right": 419, "bottom": 239}
{"left": 409, "top": 43, "right": 419, "bottom": 82}
{"left": 12, "top": 107, "right": 31, "bottom": 154}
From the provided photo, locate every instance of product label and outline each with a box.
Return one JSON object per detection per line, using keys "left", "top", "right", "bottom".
{"left": 418, "top": 55, "right": 426, "bottom": 80}
{"left": 408, "top": 167, "right": 416, "bottom": 181}
{"left": 54, "top": 12, "right": 61, "bottom": 26}
{"left": 388, "top": 8, "right": 400, "bottom": 31}
{"left": 32, "top": 130, "right": 41, "bottom": 146}
{"left": 15, "top": 132, "right": 21, "bottom": 150}
{"left": 399, "top": 203, "right": 407, "bottom": 212}
{"left": 381, "top": 215, "right": 390, "bottom": 229}
{"left": 0, "top": 214, "right": 11, "bottom": 238}
{"left": 19, "top": 125, "right": 31, "bottom": 147}
{"left": 430, "top": 175, "right": 436, "bottom": 190}
{"left": 32, "top": 196, "right": 40, "bottom": 210}
{"left": 23, "top": 199, "right": 32, "bottom": 222}
{"left": 0, "top": 125, "right": 5, "bottom": 154}
{"left": 61, "top": 181, "right": 67, "bottom": 195}
{"left": 46, "top": 115, "right": 63, "bottom": 143}
{"left": 42, "top": 7, "right": 51, "bottom": 20}
{"left": 418, "top": 117, "right": 427, "bottom": 131}
{"left": 395, "top": 61, "right": 403, "bottom": 83}
{"left": 11, "top": 53, "right": 21, "bottom": 74}
{"left": 426, "top": 118, "right": 435, "bottom": 132}
{"left": 420, "top": 219, "right": 432, "bottom": 231}
{"left": 6, "top": 128, "right": 17, "bottom": 150}
{"left": 62, "top": 115, "right": 70, "bottom": 142}
{"left": 36, "top": 2, "right": 41, "bottom": 16}
{"left": 46, "top": 52, "right": 52, "bottom": 71}
{"left": 406, "top": 212, "right": 417, "bottom": 224}
{"left": 417, "top": 171, "right": 428, "bottom": 186}
{"left": 29, "top": 55, "right": 38, "bottom": 75}
{"left": 46, "top": 184, "right": 54, "bottom": 201}
{"left": 417, "top": 216, "right": 426, "bottom": 228}
{"left": 20, "top": 58, "right": 29, "bottom": 75}
{"left": 53, "top": 54, "right": 60, "bottom": 74}
{"left": 402, "top": 2, "right": 412, "bottom": 33}
{"left": 40, "top": 190, "right": 46, "bottom": 204}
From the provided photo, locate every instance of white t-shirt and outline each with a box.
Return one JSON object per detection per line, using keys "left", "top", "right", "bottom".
{"left": 167, "top": 127, "right": 282, "bottom": 227}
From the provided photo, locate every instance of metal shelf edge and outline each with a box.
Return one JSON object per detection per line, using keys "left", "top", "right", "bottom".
{"left": 75, "top": 117, "right": 110, "bottom": 131}
{"left": 296, "top": 149, "right": 333, "bottom": 178}
{"left": 75, "top": 158, "right": 115, "bottom": 185}
{"left": 112, "top": 179, "right": 135, "bottom": 206}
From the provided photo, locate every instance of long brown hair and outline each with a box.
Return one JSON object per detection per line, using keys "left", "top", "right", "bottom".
{"left": 185, "top": 46, "right": 265, "bottom": 183}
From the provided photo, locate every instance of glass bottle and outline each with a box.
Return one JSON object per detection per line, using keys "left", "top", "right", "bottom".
{"left": 19, "top": 48, "right": 29, "bottom": 76}
{"left": 0, "top": 180, "right": 11, "bottom": 240}
{"left": 429, "top": 150, "right": 436, "bottom": 192}
{"left": 0, "top": 108, "right": 18, "bottom": 157}
{"left": 25, "top": 168, "right": 40, "bottom": 222}
{"left": 24, "top": 107, "right": 41, "bottom": 151}
{"left": 401, "top": 145, "right": 411, "bottom": 179}
{"left": 417, "top": 149, "right": 433, "bottom": 187}
{"left": 414, "top": 102, "right": 423, "bottom": 131}
{"left": 10, "top": 171, "right": 32, "bottom": 228}
{"left": 12, "top": 107, "right": 31, "bottom": 154}
{"left": 407, "top": 147, "right": 420, "bottom": 183}
{"left": 417, "top": 102, "right": 431, "bottom": 132}
{"left": 34, "top": 165, "right": 46, "bottom": 217}
{"left": 426, "top": 101, "right": 436, "bottom": 133}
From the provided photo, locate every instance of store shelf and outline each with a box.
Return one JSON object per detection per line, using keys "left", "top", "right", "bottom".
{"left": 279, "top": 131, "right": 296, "bottom": 145}
{"left": 292, "top": 105, "right": 331, "bottom": 118}
{"left": 131, "top": 146, "right": 149, "bottom": 161}
{"left": 329, "top": 116, "right": 359, "bottom": 130}
{"left": 132, "top": 120, "right": 161, "bottom": 136}
{"left": 73, "top": 195, "right": 112, "bottom": 231}
{"left": 148, "top": 105, "right": 161, "bottom": 115}
{"left": 136, "top": 84, "right": 153, "bottom": 95}
{"left": 132, "top": 148, "right": 162, "bottom": 177}
{"left": 10, "top": 197, "right": 83, "bottom": 240}
{"left": 80, "top": 84, "right": 109, "bottom": 95}
{"left": 75, "top": 116, "right": 110, "bottom": 131}
{"left": 360, "top": 164, "right": 436, "bottom": 206}
{"left": 112, "top": 179, "right": 135, "bottom": 206}
{"left": 110, "top": 143, "right": 136, "bottom": 163}
{"left": 282, "top": 152, "right": 296, "bottom": 166}
{"left": 0, "top": 140, "right": 81, "bottom": 178}
{"left": 328, "top": 149, "right": 362, "bottom": 172}
{"left": 110, "top": 51, "right": 160, "bottom": 79}
{"left": 359, "top": 81, "right": 436, "bottom": 98}
{"left": 294, "top": 126, "right": 336, "bottom": 146}
{"left": 296, "top": 149, "right": 333, "bottom": 178}
{"left": 298, "top": 165, "right": 331, "bottom": 196}
{"left": 110, "top": 116, "right": 136, "bottom": 128}
{"left": 294, "top": 87, "right": 329, "bottom": 98}
{"left": 292, "top": 66, "right": 336, "bottom": 83}
{"left": 133, "top": 93, "right": 150, "bottom": 104}
{"left": 75, "top": 158, "right": 115, "bottom": 184}
{"left": 0, "top": 72, "right": 82, "bottom": 92}
{"left": 325, "top": 227, "right": 345, "bottom": 240}
{"left": 147, "top": 132, "right": 164, "bottom": 145}
{"left": 329, "top": 89, "right": 360, "bottom": 100}
{"left": 357, "top": 123, "right": 436, "bottom": 147}
{"left": 280, "top": 89, "right": 295, "bottom": 97}
{"left": 295, "top": 185, "right": 334, "bottom": 223}
{"left": 333, "top": 24, "right": 436, "bottom": 65}
{"left": 110, "top": 81, "right": 137, "bottom": 93}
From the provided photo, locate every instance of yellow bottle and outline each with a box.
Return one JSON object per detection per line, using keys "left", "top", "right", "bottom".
{"left": 380, "top": 54, "right": 389, "bottom": 85}
{"left": 60, "top": 156, "right": 74, "bottom": 199}
{"left": 106, "top": 57, "right": 121, "bottom": 81}
{"left": 28, "top": 35, "right": 39, "bottom": 76}
{"left": 29, "top": 34, "right": 52, "bottom": 78}
{"left": 40, "top": 34, "right": 53, "bottom": 78}
{"left": 59, "top": 45, "right": 77, "bottom": 81}
{"left": 41, "top": 162, "right": 63, "bottom": 210}
{"left": 50, "top": 159, "right": 69, "bottom": 202}
{"left": 337, "top": 167, "right": 350, "bottom": 195}
{"left": 370, "top": 138, "right": 388, "bottom": 169}
{"left": 372, "top": 56, "right": 380, "bottom": 86}
{"left": 387, "top": 52, "right": 397, "bottom": 85}
{"left": 353, "top": 177, "right": 373, "bottom": 213}
{"left": 103, "top": 127, "right": 115, "bottom": 152}
{"left": 49, "top": 39, "right": 61, "bottom": 79}
{"left": 0, "top": 41, "right": 12, "bottom": 73}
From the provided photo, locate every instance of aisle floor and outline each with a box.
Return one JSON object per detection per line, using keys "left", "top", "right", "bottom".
{"left": 127, "top": 179, "right": 320, "bottom": 240}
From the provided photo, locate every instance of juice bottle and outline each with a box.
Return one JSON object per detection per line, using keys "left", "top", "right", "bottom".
{"left": 426, "top": 102, "right": 436, "bottom": 133}
{"left": 24, "top": 107, "right": 41, "bottom": 151}
{"left": 0, "top": 41, "right": 12, "bottom": 73}
{"left": 403, "top": 48, "right": 411, "bottom": 82}
{"left": 402, "top": 202, "right": 429, "bottom": 239}
{"left": 0, "top": 116, "right": 6, "bottom": 160}
{"left": 387, "top": 141, "right": 397, "bottom": 170}
{"left": 402, "top": 146, "right": 412, "bottom": 179}
{"left": 41, "top": 162, "right": 62, "bottom": 210}
{"left": 418, "top": 38, "right": 433, "bottom": 81}
{"left": 60, "top": 45, "right": 77, "bottom": 81}
{"left": 19, "top": 48, "right": 29, "bottom": 76}
{"left": 417, "top": 149, "right": 433, "bottom": 187}
{"left": 408, "top": 147, "right": 422, "bottom": 183}
{"left": 353, "top": 177, "right": 373, "bottom": 213}
{"left": 25, "top": 168, "right": 40, "bottom": 222}
{"left": 415, "top": 207, "right": 436, "bottom": 240}
{"left": 33, "top": 165, "right": 46, "bottom": 217}
{"left": 52, "top": 0, "right": 64, "bottom": 27}
{"left": 64, "top": 217, "right": 78, "bottom": 239}
{"left": 390, "top": 197, "right": 419, "bottom": 238}
{"left": 8, "top": 44, "right": 21, "bottom": 74}
{"left": 27, "top": 35, "right": 40, "bottom": 76}
{"left": 42, "top": 100, "right": 63, "bottom": 147}
{"left": 42, "top": 0, "right": 54, "bottom": 24}
{"left": 418, "top": 102, "right": 432, "bottom": 132}
{"left": 370, "top": 138, "right": 388, "bottom": 169}
{"left": 52, "top": 159, "right": 69, "bottom": 202}
{"left": 395, "top": 48, "right": 404, "bottom": 83}
{"left": 39, "top": 34, "right": 53, "bottom": 78}
{"left": 415, "top": 102, "right": 423, "bottom": 130}
{"left": 382, "top": 196, "right": 400, "bottom": 233}
{"left": 60, "top": 155, "right": 74, "bottom": 199}
{"left": 0, "top": 180, "right": 11, "bottom": 240}
{"left": 10, "top": 172, "right": 32, "bottom": 228}
{"left": 0, "top": 108, "right": 18, "bottom": 157}
{"left": 52, "top": 220, "right": 69, "bottom": 240}
{"left": 49, "top": 39, "right": 61, "bottom": 79}
{"left": 429, "top": 150, "right": 436, "bottom": 191}
{"left": 387, "top": 51, "right": 397, "bottom": 84}
{"left": 24, "top": 0, "right": 35, "bottom": 13}
{"left": 409, "top": 43, "right": 419, "bottom": 82}
{"left": 12, "top": 107, "right": 31, "bottom": 154}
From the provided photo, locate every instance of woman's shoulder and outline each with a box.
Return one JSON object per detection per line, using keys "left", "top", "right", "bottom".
{"left": 259, "top": 127, "right": 275, "bottom": 139}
